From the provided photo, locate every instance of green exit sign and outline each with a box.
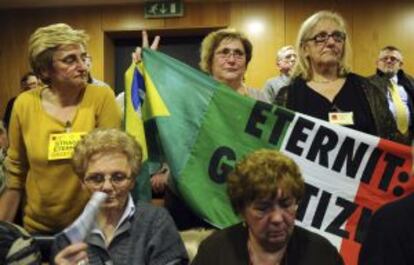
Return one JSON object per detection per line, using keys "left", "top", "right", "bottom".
{"left": 144, "top": 0, "right": 184, "bottom": 18}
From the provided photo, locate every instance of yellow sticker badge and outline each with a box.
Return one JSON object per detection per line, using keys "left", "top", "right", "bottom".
{"left": 48, "top": 132, "right": 86, "bottom": 160}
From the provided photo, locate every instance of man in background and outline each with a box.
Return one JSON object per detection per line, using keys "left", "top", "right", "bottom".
{"left": 369, "top": 46, "right": 414, "bottom": 145}
{"left": 263, "top": 45, "right": 296, "bottom": 102}
{"left": 3, "top": 72, "right": 38, "bottom": 130}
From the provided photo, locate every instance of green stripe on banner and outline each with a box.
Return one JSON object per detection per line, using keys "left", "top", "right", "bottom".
{"left": 177, "top": 84, "right": 295, "bottom": 228}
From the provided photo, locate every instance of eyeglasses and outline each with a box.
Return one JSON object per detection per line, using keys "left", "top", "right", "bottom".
{"left": 379, "top": 56, "right": 401, "bottom": 63}
{"left": 215, "top": 48, "right": 246, "bottom": 60}
{"left": 250, "top": 198, "right": 298, "bottom": 218}
{"left": 55, "top": 54, "right": 90, "bottom": 67}
{"left": 306, "top": 31, "right": 346, "bottom": 44}
{"left": 84, "top": 172, "right": 131, "bottom": 188}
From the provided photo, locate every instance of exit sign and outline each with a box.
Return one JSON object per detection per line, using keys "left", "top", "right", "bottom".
{"left": 144, "top": 0, "right": 184, "bottom": 18}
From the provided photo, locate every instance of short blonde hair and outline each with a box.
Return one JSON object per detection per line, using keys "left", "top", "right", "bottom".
{"left": 199, "top": 28, "right": 252, "bottom": 74}
{"left": 227, "top": 149, "right": 305, "bottom": 215}
{"left": 72, "top": 128, "right": 142, "bottom": 179}
{"left": 292, "top": 10, "right": 351, "bottom": 81}
{"left": 28, "top": 23, "right": 89, "bottom": 83}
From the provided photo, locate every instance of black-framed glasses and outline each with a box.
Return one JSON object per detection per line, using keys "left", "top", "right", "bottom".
{"left": 84, "top": 172, "right": 131, "bottom": 188}
{"left": 306, "top": 31, "right": 346, "bottom": 44}
{"left": 215, "top": 48, "right": 245, "bottom": 60}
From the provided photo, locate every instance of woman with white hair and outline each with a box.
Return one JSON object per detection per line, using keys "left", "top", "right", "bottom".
{"left": 275, "top": 11, "right": 394, "bottom": 139}
{"left": 54, "top": 129, "right": 188, "bottom": 265}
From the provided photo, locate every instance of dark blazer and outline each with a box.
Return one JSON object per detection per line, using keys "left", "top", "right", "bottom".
{"left": 359, "top": 193, "right": 414, "bottom": 265}
{"left": 368, "top": 69, "right": 414, "bottom": 145}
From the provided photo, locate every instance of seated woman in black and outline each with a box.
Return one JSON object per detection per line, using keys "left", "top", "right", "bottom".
{"left": 192, "top": 149, "right": 343, "bottom": 265}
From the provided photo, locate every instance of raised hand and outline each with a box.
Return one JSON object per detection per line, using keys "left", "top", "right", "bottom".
{"left": 132, "top": 31, "right": 161, "bottom": 63}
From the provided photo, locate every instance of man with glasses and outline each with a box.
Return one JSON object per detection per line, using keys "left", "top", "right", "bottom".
{"left": 369, "top": 46, "right": 414, "bottom": 145}
{"left": 263, "top": 45, "right": 297, "bottom": 102}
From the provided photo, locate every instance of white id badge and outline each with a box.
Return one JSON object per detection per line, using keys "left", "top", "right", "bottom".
{"left": 328, "top": 112, "right": 354, "bottom": 125}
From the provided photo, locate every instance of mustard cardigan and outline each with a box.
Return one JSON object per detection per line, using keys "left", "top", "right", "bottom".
{"left": 5, "top": 85, "right": 121, "bottom": 233}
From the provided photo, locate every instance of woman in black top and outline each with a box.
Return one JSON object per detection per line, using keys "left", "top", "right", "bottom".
{"left": 275, "top": 11, "right": 396, "bottom": 140}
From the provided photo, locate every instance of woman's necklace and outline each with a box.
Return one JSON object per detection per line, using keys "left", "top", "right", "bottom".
{"left": 312, "top": 78, "right": 339, "bottom": 84}
{"left": 247, "top": 237, "right": 287, "bottom": 265}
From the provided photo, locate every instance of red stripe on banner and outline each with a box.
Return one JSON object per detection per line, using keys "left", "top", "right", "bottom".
{"left": 340, "top": 139, "right": 412, "bottom": 265}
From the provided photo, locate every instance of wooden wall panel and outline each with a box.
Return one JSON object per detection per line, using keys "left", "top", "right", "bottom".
{"left": 353, "top": 1, "right": 414, "bottom": 75}
{"left": 103, "top": 32, "right": 115, "bottom": 88}
{"left": 229, "top": 0, "right": 285, "bottom": 88}
{"left": 0, "top": 12, "right": 33, "bottom": 104}
{"left": 101, "top": 4, "right": 164, "bottom": 31}
{"left": 2, "top": 1, "right": 414, "bottom": 118}
{"left": 163, "top": 2, "right": 230, "bottom": 28}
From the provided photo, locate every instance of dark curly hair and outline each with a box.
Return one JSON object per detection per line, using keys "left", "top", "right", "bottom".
{"left": 227, "top": 149, "right": 305, "bottom": 215}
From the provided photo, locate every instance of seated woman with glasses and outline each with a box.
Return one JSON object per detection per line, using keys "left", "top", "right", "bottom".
{"left": 192, "top": 149, "right": 343, "bottom": 265}
{"left": 53, "top": 128, "right": 188, "bottom": 265}
{"left": 274, "top": 11, "right": 395, "bottom": 139}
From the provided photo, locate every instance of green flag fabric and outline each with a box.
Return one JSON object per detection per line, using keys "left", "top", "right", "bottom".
{"left": 142, "top": 48, "right": 290, "bottom": 227}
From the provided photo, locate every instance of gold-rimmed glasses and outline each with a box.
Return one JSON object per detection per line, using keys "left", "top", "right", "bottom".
{"left": 84, "top": 172, "right": 131, "bottom": 189}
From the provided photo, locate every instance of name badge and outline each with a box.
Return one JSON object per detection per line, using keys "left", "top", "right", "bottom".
{"left": 48, "top": 132, "right": 86, "bottom": 160}
{"left": 329, "top": 112, "right": 354, "bottom": 125}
